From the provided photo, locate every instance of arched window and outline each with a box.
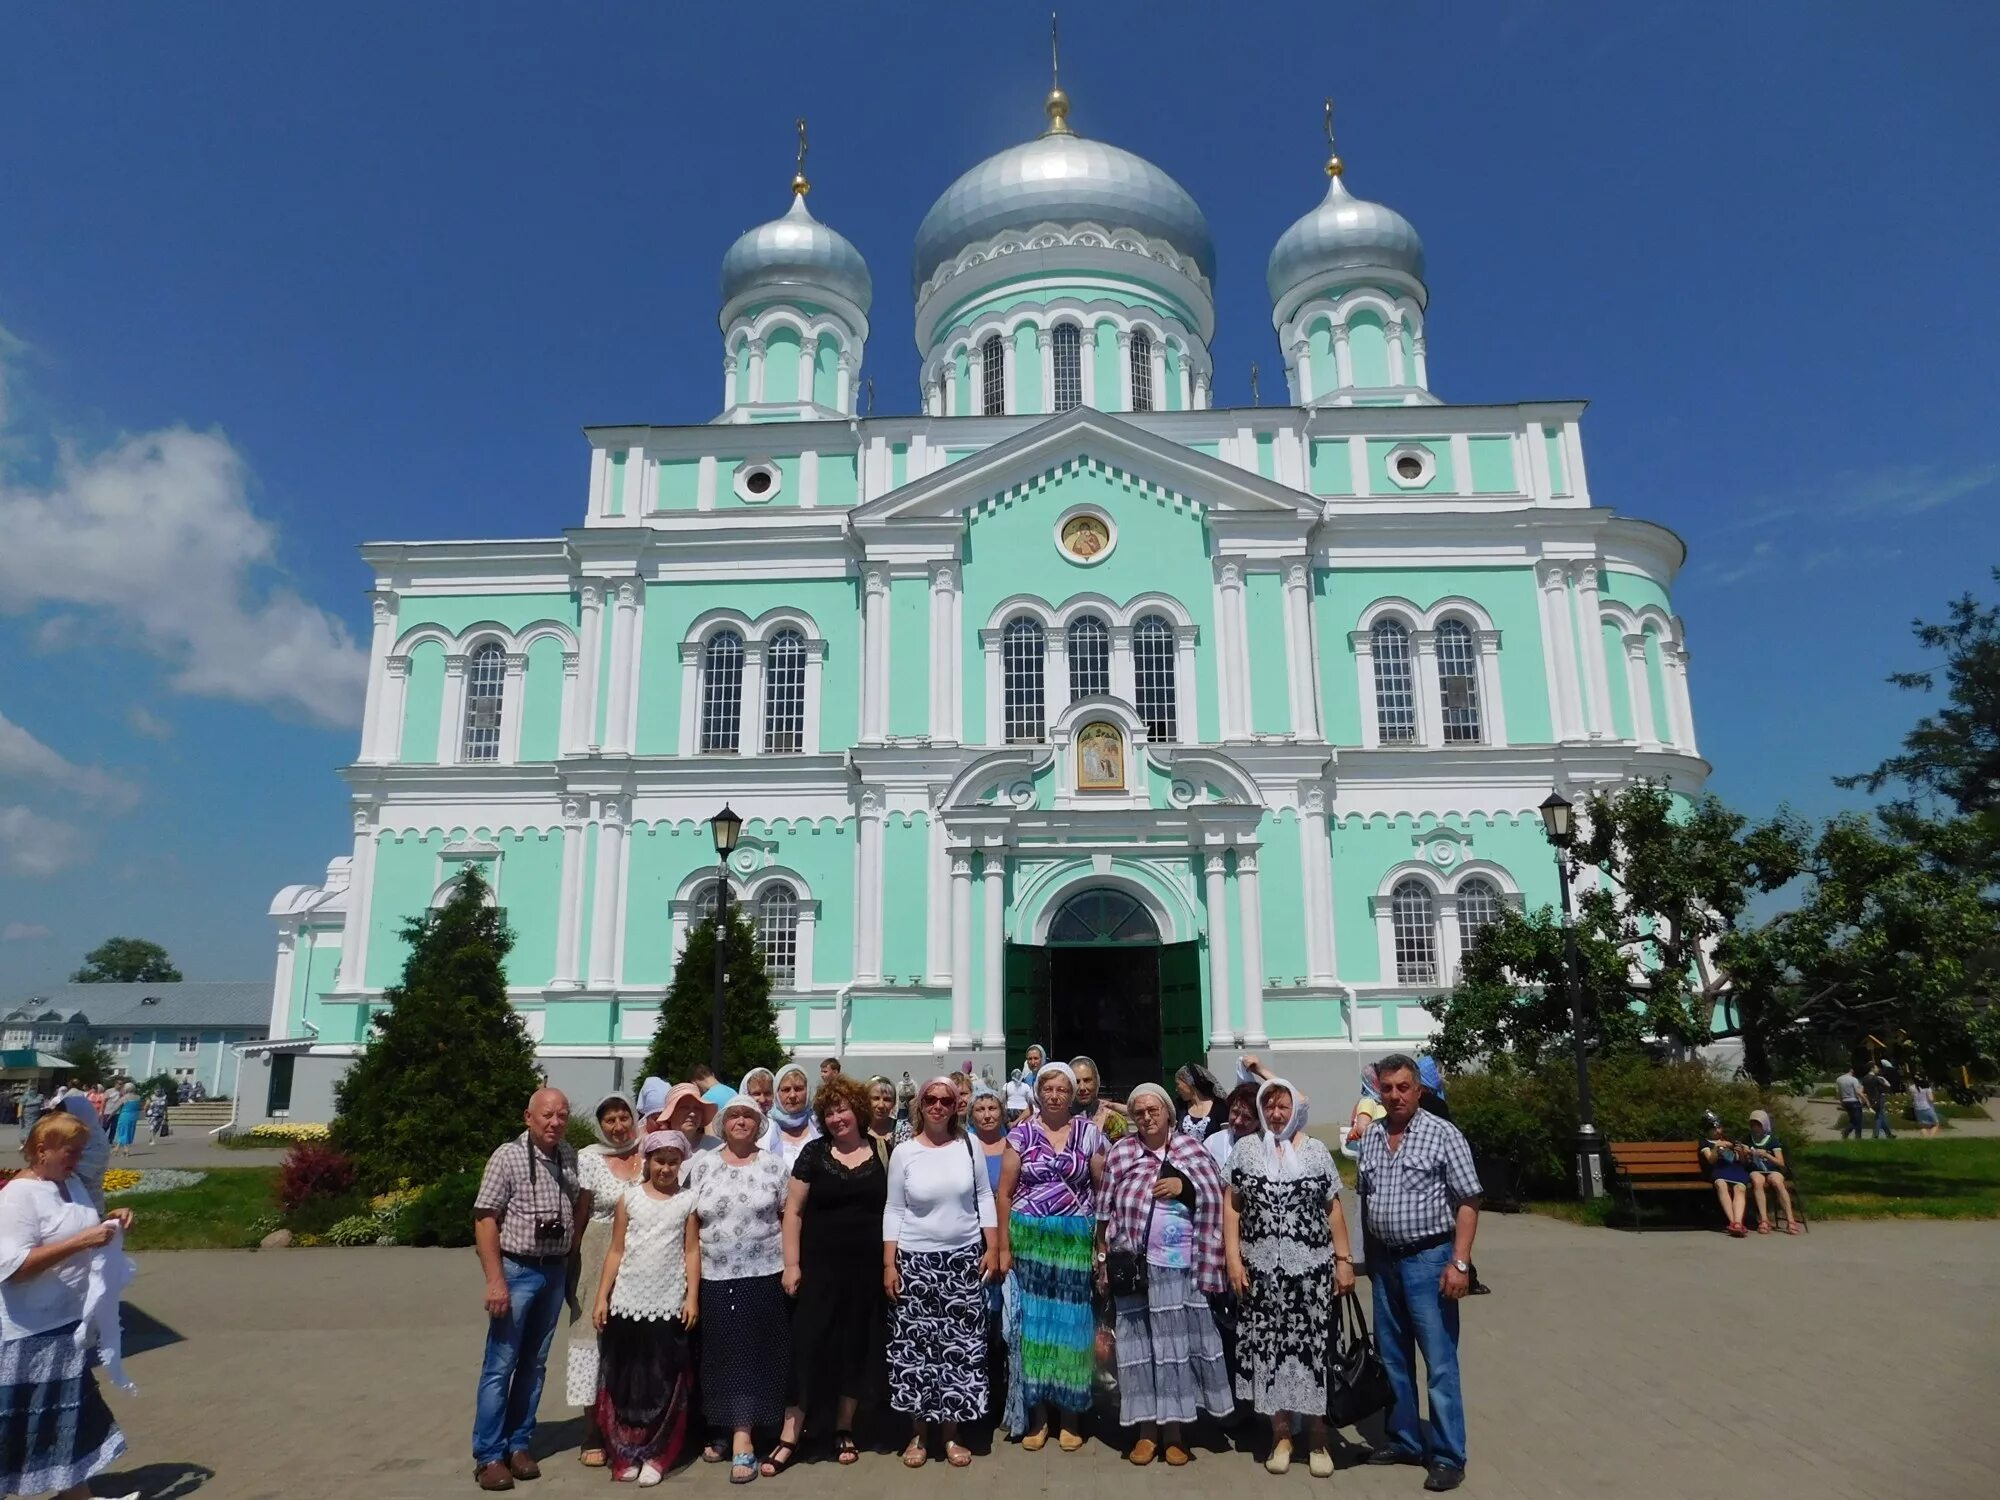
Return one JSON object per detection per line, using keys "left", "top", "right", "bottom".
{"left": 1129, "top": 330, "right": 1154, "bottom": 411}
{"left": 1051, "top": 323, "right": 1082, "bottom": 411}
{"left": 1456, "top": 877, "right": 1502, "bottom": 957}
{"left": 1047, "top": 887, "right": 1160, "bottom": 943}
{"left": 461, "top": 642, "right": 506, "bottom": 761}
{"left": 1391, "top": 879, "right": 1438, "bottom": 984}
{"left": 762, "top": 628, "right": 807, "bottom": 753}
{"left": 1002, "top": 616, "right": 1047, "bottom": 743}
{"left": 756, "top": 883, "right": 800, "bottom": 985}
{"left": 692, "top": 880, "right": 724, "bottom": 923}
{"left": 1372, "top": 619, "right": 1418, "bottom": 744}
{"left": 1066, "top": 614, "right": 1109, "bottom": 701}
{"left": 1436, "top": 619, "right": 1483, "bottom": 743}
{"left": 981, "top": 335, "right": 1006, "bottom": 415}
{"left": 1133, "top": 614, "right": 1178, "bottom": 741}
{"left": 699, "top": 630, "right": 744, "bottom": 753}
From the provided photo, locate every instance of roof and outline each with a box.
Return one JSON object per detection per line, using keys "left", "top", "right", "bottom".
{"left": 1, "top": 982, "right": 270, "bottom": 1032}
{"left": 0, "top": 1050, "right": 74, "bottom": 1071}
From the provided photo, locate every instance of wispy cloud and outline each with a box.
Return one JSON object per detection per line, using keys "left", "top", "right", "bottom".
{"left": 0, "top": 805, "right": 90, "bottom": 877}
{"left": 0, "top": 709, "right": 140, "bottom": 811}
{"left": 1713, "top": 460, "right": 1998, "bottom": 541}
{"left": 126, "top": 706, "right": 174, "bottom": 741}
{"left": 1, "top": 921, "right": 51, "bottom": 943}
{"left": 1708, "top": 539, "right": 1776, "bottom": 587}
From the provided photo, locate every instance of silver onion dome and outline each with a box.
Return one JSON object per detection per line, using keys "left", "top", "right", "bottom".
{"left": 1266, "top": 172, "right": 1425, "bottom": 306}
{"left": 913, "top": 128, "right": 1215, "bottom": 297}
{"left": 720, "top": 193, "right": 873, "bottom": 319}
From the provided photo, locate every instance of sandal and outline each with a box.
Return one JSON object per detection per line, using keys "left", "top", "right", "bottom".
{"left": 703, "top": 1442, "right": 728, "bottom": 1464}
{"left": 730, "top": 1452, "right": 758, "bottom": 1484}
{"left": 946, "top": 1442, "right": 973, "bottom": 1468}
{"left": 1787, "top": 1221, "right": 1803, "bottom": 1235}
{"left": 1265, "top": 1439, "right": 1294, "bottom": 1475}
{"left": 903, "top": 1436, "right": 928, "bottom": 1469}
{"left": 835, "top": 1431, "right": 860, "bottom": 1466}
{"left": 1758, "top": 1222, "right": 1773, "bottom": 1234}
{"left": 760, "top": 1442, "right": 797, "bottom": 1478}
{"left": 580, "top": 1447, "right": 608, "bottom": 1468}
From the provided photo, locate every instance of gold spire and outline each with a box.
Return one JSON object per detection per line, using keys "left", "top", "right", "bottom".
{"left": 1043, "top": 12, "right": 1073, "bottom": 136}
{"left": 791, "top": 117, "right": 811, "bottom": 197}
{"left": 1322, "top": 96, "right": 1343, "bottom": 179}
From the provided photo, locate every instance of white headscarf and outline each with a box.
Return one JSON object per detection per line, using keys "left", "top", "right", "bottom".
{"left": 1256, "top": 1077, "right": 1311, "bottom": 1179}
{"left": 57, "top": 1092, "right": 112, "bottom": 1212}
{"left": 1033, "top": 1061, "right": 1079, "bottom": 1108}
{"left": 590, "top": 1092, "right": 642, "bottom": 1157}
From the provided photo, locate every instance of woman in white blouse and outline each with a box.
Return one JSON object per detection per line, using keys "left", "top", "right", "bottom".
{"left": 0, "top": 1111, "right": 137, "bottom": 1500}
{"left": 567, "top": 1092, "right": 646, "bottom": 1467}
{"left": 883, "top": 1076, "right": 1000, "bottom": 1469}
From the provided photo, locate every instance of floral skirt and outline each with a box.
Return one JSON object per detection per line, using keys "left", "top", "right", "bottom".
{"left": 1112, "top": 1263, "right": 1232, "bottom": 1426}
{"left": 595, "top": 1314, "right": 692, "bottom": 1470}
{"left": 888, "top": 1243, "right": 988, "bottom": 1423}
{"left": 1233, "top": 1246, "right": 1332, "bottom": 1415}
{"left": 1004, "top": 1212, "right": 1096, "bottom": 1426}
{"left": 565, "top": 1215, "right": 615, "bottom": 1406}
{"left": 0, "top": 1323, "right": 126, "bottom": 1496}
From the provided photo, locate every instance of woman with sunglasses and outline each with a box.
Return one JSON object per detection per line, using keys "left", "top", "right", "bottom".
{"left": 883, "top": 1076, "right": 1000, "bottom": 1469}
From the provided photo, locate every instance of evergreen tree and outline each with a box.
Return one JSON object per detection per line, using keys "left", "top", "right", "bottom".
{"left": 59, "top": 1038, "right": 117, "bottom": 1088}
{"left": 641, "top": 908, "right": 786, "bottom": 1085}
{"left": 332, "top": 867, "right": 544, "bottom": 1188}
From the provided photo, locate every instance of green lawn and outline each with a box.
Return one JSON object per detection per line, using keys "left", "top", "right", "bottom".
{"left": 123, "top": 1167, "right": 279, "bottom": 1251}
{"left": 1791, "top": 1138, "right": 2000, "bottom": 1220}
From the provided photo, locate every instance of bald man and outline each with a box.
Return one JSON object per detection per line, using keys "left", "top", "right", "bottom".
{"left": 471, "top": 1087, "right": 591, "bottom": 1490}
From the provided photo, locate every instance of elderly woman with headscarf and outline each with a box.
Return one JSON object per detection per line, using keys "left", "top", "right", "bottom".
{"left": 1096, "top": 1083, "right": 1232, "bottom": 1466}
{"left": 1173, "top": 1063, "right": 1224, "bottom": 1141}
{"left": 862, "top": 1075, "right": 903, "bottom": 1165}
{"left": 53, "top": 1093, "right": 112, "bottom": 1214}
{"left": 739, "top": 1068, "right": 777, "bottom": 1117}
{"left": 1222, "top": 1077, "right": 1355, "bottom": 1478}
{"left": 635, "top": 1076, "right": 671, "bottom": 1131}
{"left": 1067, "top": 1056, "right": 1126, "bottom": 1139}
{"left": 566, "top": 1092, "right": 647, "bottom": 1466}
{"left": 884, "top": 1075, "right": 999, "bottom": 1468}
{"left": 592, "top": 1129, "right": 700, "bottom": 1484}
{"left": 998, "top": 1060, "right": 1107, "bottom": 1452}
{"left": 761, "top": 1063, "right": 821, "bottom": 1168}
{"left": 685, "top": 1094, "right": 796, "bottom": 1480}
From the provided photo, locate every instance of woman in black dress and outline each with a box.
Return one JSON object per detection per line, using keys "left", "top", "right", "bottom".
{"left": 782, "top": 1074, "right": 889, "bottom": 1465}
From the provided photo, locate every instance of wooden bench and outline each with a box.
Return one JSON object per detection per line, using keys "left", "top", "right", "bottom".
{"left": 1608, "top": 1141, "right": 1717, "bottom": 1231}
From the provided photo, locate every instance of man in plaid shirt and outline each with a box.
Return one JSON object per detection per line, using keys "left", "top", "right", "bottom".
{"left": 1356, "top": 1053, "right": 1481, "bottom": 1493}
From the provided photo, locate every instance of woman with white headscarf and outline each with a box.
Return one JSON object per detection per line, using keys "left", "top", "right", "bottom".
{"left": 567, "top": 1092, "right": 647, "bottom": 1466}
{"left": 53, "top": 1093, "right": 111, "bottom": 1214}
{"left": 1221, "top": 1077, "right": 1355, "bottom": 1477}
{"left": 761, "top": 1063, "right": 820, "bottom": 1167}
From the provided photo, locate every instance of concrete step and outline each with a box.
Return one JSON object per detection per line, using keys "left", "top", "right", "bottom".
{"left": 167, "top": 1102, "right": 233, "bottom": 1126}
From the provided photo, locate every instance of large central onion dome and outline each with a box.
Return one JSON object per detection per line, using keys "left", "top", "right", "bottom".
{"left": 721, "top": 192, "right": 873, "bottom": 325}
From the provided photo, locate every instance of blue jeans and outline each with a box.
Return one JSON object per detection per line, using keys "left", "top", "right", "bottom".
{"left": 1839, "top": 1101, "right": 1864, "bottom": 1138}
{"left": 1871, "top": 1104, "right": 1895, "bottom": 1139}
{"left": 472, "top": 1255, "right": 567, "bottom": 1465}
{"left": 1370, "top": 1241, "right": 1466, "bottom": 1472}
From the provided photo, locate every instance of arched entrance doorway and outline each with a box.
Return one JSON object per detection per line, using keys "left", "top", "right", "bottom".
{"left": 1004, "top": 888, "right": 1204, "bottom": 1096}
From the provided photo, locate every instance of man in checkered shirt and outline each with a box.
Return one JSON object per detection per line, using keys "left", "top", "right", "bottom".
{"left": 1355, "top": 1053, "right": 1481, "bottom": 1493}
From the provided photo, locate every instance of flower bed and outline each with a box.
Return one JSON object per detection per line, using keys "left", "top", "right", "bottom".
{"left": 101, "top": 1168, "right": 143, "bottom": 1194}
{"left": 239, "top": 1122, "right": 331, "bottom": 1143}
{"left": 108, "top": 1169, "right": 207, "bottom": 1197}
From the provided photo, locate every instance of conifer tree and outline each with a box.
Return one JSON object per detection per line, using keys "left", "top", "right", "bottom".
{"left": 332, "top": 867, "right": 544, "bottom": 1187}
{"left": 641, "top": 908, "right": 787, "bottom": 1085}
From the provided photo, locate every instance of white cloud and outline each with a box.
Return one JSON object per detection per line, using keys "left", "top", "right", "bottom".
{"left": 0, "top": 708, "right": 140, "bottom": 811}
{"left": 126, "top": 705, "right": 174, "bottom": 741}
{"left": 0, "top": 331, "right": 366, "bottom": 728}
{"left": 1, "top": 921, "right": 51, "bottom": 943}
{"left": 0, "top": 805, "right": 90, "bottom": 877}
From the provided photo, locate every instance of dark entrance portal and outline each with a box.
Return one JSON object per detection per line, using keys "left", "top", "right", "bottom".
{"left": 1050, "top": 943, "right": 1159, "bottom": 1098}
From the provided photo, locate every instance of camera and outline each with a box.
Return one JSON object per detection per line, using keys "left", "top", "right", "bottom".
{"left": 534, "top": 1217, "right": 567, "bottom": 1246}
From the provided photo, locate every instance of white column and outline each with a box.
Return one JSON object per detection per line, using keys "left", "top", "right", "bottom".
{"left": 967, "top": 345, "right": 985, "bottom": 414}
{"left": 1350, "top": 630, "right": 1380, "bottom": 749}
{"left": 1477, "top": 631, "right": 1509, "bottom": 747}
{"left": 1036, "top": 328, "right": 1053, "bottom": 414}
{"left": 1178, "top": 355, "right": 1194, "bottom": 411}
{"left": 854, "top": 791, "right": 885, "bottom": 982}
{"left": 587, "top": 797, "right": 628, "bottom": 988}
{"left": 437, "top": 653, "right": 466, "bottom": 764}
{"left": 359, "top": 591, "right": 398, "bottom": 762}
{"left": 1204, "top": 852, "right": 1234, "bottom": 1046}
{"left": 1043, "top": 627, "right": 1069, "bottom": 710}
{"left": 1573, "top": 564, "right": 1614, "bottom": 739}
{"left": 1298, "top": 789, "right": 1337, "bottom": 983}
{"left": 1108, "top": 623, "right": 1135, "bottom": 706}
{"left": 980, "top": 629, "right": 1002, "bottom": 746}
{"left": 1412, "top": 630, "right": 1443, "bottom": 747}
{"left": 720, "top": 353, "right": 737, "bottom": 412}
{"left": 501, "top": 652, "right": 527, "bottom": 764}
{"left": 1236, "top": 849, "right": 1268, "bottom": 1045}
{"left": 1148, "top": 339, "right": 1167, "bottom": 415}
{"left": 942, "top": 359, "right": 958, "bottom": 417}
{"left": 746, "top": 339, "right": 767, "bottom": 402}
{"left": 557, "top": 650, "right": 580, "bottom": 756}
{"left": 802, "top": 640, "right": 825, "bottom": 755}
{"left": 576, "top": 583, "right": 605, "bottom": 751}
{"left": 1116, "top": 329, "right": 1134, "bottom": 409}
{"left": 1411, "top": 330, "right": 1429, "bottom": 389}
{"left": 980, "top": 852, "right": 1005, "bottom": 1046}
{"left": 1292, "top": 340, "right": 1314, "bottom": 404}
{"left": 602, "top": 582, "right": 638, "bottom": 754}
{"left": 861, "top": 565, "right": 890, "bottom": 742}
{"left": 1538, "top": 562, "right": 1583, "bottom": 741}
{"left": 1192, "top": 370, "right": 1209, "bottom": 410}
{"left": 382, "top": 656, "right": 410, "bottom": 762}
{"left": 1282, "top": 562, "right": 1319, "bottom": 738}
{"left": 1386, "top": 319, "right": 1407, "bottom": 386}
{"left": 1079, "top": 326, "right": 1098, "bottom": 409}
{"left": 949, "top": 852, "right": 975, "bottom": 1047}
{"left": 589, "top": 446, "right": 611, "bottom": 514}
{"left": 836, "top": 354, "right": 855, "bottom": 416}
{"left": 1624, "top": 634, "right": 1659, "bottom": 746}
{"left": 552, "top": 797, "right": 586, "bottom": 986}
{"left": 929, "top": 562, "right": 960, "bottom": 742}
{"left": 925, "top": 810, "right": 952, "bottom": 986}
{"left": 335, "top": 804, "right": 377, "bottom": 993}
{"left": 1347, "top": 434, "right": 1370, "bottom": 496}
{"left": 1333, "top": 325, "right": 1353, "bottom": 389}
{"left": 268, "top": 920, "right": 299, "bottom": 1038}
{"left": 1215, "top": 561, "right": 1248, "bottom": 738}
{"left": 1663, "top": 642, "right": 1698, "bottom": 754}
{"left": 1001, "top": 336, "right": 1018, "bottom": 415}
{"left": 1173, "top": 625, "right": 1199, "bottom": 743}
{"left": 740, "top": 640, "right": 767, "bottom": 756}
{"left": 798, "top": 341, "right": 816, "bottom": 407}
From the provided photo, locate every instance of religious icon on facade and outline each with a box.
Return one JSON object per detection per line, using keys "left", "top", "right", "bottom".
{"left": 1059, "top": 513, "right": 1110, "bottom": 561}
{"left": 1078, "top": 720, "right": 1124, "bottom": 789}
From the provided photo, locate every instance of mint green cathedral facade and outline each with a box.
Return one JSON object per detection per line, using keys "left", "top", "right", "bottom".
{"left": 244, "top": 91, "right": 1705, "bottom": 1122}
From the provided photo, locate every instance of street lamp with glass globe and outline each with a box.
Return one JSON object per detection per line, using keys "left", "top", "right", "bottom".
{"left": 1539, "top": 791, "right": 1605, "bottom": 1199}
{"left": 708, "top": 805, "right": 743, "bottom": 1077}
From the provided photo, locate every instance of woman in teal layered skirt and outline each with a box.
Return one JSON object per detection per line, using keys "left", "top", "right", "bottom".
{"left": 997, "top": 1062, "right": 1106, "bottom": 1451}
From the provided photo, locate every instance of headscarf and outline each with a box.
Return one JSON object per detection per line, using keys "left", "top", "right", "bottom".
{"left": 739, "top": 1067, "right": 776, "bottom": 1099}
{"left": 717, "top": 1094, "right": 767, "bottom": 1141}
{"left": 591, "top": 1092, "right": 642, "bottom": 1156}
{"left": 969, "top": 1080, "right": 1006, "bottom": 1138}
{"left": 634, "top": 1075, "right": 670, "bottom": 1124}
{"left": 1256, "top": 1077, "right": 1312, "bottom": 1178}
{"left": 1125, "top": 1082, "right": 1177, "bottom": 1139}
{"left": 640, "top": 1129, "right": 692, "bottom": 1162}
{"left": 1418, "top": 1055, "right": 1446, "bottom": 1098}
{"left": 1359, "top": 1064, "right": 1382, "bottom": 1102}
{"left": 1032, "top": 1061, "right": 1079, "bottom": 1113}
{"left": 660, "top": 1082, "right": 718, "bottom": 1135}
{"left": 1749, "top": 1109, "right": 1773, "bottom": 1136}
{"left": 1175, "top": 1063, "right": 1222, "bottom": 1103}
{"left": 56, "top": 1093, "right": 112, "bottom": 1212}
{"left": 1016, "top": 1044, "right": 1048, "bottom": 1085}
{"left": 768, "top": 1063, "right": 814, "bottom": 1132}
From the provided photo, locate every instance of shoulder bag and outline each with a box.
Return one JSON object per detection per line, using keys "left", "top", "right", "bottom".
{"left": 1325, "top": 1289, "right": 1394, "bottom": 1425}
{"left": 1104, "top": 1148, "right": 1164, "bottom": 1300}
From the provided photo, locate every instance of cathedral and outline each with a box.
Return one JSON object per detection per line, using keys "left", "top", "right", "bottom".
{"left": 243, "top": 80, "right": 1705, "bottom": 1125}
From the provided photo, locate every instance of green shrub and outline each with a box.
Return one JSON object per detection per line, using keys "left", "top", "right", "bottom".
{"left": 399, "top": 1169, "right": 483, "bottom": 1248}
{"left": 286, "top": 1189, "right": 369, "bottom": 1237}
{"left": 326, "top": 1213, "right": 384, "bottom": 1247}
{"left": 245, "top": 1213, "right": 284, "bottom": 1246}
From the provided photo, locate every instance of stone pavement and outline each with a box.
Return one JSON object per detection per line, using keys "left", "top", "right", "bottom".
{"left": 91, "top": 1215, "right": 1997, "bottom": 1500}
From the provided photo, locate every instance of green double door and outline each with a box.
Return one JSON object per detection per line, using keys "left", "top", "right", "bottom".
{"left": 1002, "top": 938, "right": 1205, "bottom": 1093}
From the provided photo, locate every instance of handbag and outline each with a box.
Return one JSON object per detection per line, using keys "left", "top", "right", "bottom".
{"left": 1104, "top": 1149, "right": 1166, "bottom": 1299}
{"left": 1325, "top": 1290, "right": 1394, "bottom": 1425}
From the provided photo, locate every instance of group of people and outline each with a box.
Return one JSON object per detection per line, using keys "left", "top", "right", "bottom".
{"left": 6, "top": 1081, "right": 168, "bottom": 1152}
{"left": 1834, "top": 1061, "right": 1941, "bottom": 1140}
{"left": 469, "top": 1049, "right": 1483, "bottom": 1494}
{"left": 1697, "top": 1110, "right": 1803, "bottom": 1237}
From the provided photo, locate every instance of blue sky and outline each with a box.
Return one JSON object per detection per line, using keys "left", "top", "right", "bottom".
{"left": 1, "top": 1, "right": 1995, "bottom": 990}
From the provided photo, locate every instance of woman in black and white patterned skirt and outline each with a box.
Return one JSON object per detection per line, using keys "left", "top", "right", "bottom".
{"left": 882, "top": 1076, "right": 1000, "bottom": 1469}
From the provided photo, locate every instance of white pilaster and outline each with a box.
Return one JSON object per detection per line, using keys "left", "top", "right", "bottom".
{"left": 1298, "top": 788, "right": 1337, "bottom": 984}
{"left": 1292, "top": 340, "right": 1314, "bottom": 404}
{"left": 1204, "top": 852, "right": 1234, "bottom": 1046}
{"left": 1192, "top": 371, "right": 1209, "bottom": 410}
{"left": 359, "top": 591, "right": 398, "bottom": 762}
{"left": 929, "top": 563, "right": 960, "bottom": 742}
{"left": 980, "top": 629, "right": 1002, "bottom": 746}
{"left": 967, "top": 345, "right": 986, "bottom": 414}
{"left": 268, "top": 920, "right": 299, "bottom": 1038}
{"left": 799, "top": 450, "right": 819, "bottom": 509}
{"left": 335, "top": 803, "right": 377, "bottom": 993}
{"left": 1573, "top": 564, "right": 1614, "bottom": 739}
{"left": 1147, "top": 336, "right": 1166, "bottom": 412}
{"left": 1412, "top": 630, "right": 1443, "bottom": 747}
{"left": 1282, "top": 561, "right": 1319, "bottom": 738}
{"left": 437, "top": 653, "right": 467, "bottom": 764}
{"left": 746, "top": 339, "right": 766, "bottom": 403}
{"left": 382, "top": 656, "right": 411, "bottom": 763}
{"left": 1108, "top": 622, "right": 1135, "bottom": 706}
{"left": 1333, "top": 325, "right": 1353, "bottom": 389}
{"left": 1079, "top": 330, "right": 1098, "bottom": 409}
{"left": 979, "top": 852, "right": 1005, "bottom": 1047}
{"left": 798, "top": 342, "right": 816, "bottom": 407}
{"left": 1350, "top": 629, "right": 1380, "bottom": 749}
{"left": 1214, "top": 560, "right": 1249, "bottom": 738}
{"left": 1386, "top": 319, "right": 1407, "bottom": 386}
{"left": 1236, "top": 849, "right": 1268, "bottom": 1045}
{"left": 740, "top": 640, "right": 767, "bottom": 756}
{"left": 860, "top": 565, "right": 890, "bottom": 743}
{"left": 576, "top": 583, "right": 605, "bottom": 751}
{"left": 1036, "top": 328, "right": 1054, "bottom": 414}
{"left": 1178, "top": 354, "right": 1193, "bottom": 411}
{"left": 1624, "top": 634, "right": 1660, "bottom": 747}
{"left": 836, "top": 354, "right": 854, "bottom": 415}
{"left": 949, "top": 851, "right": 975, "bottom": 1047}
{"left": 1538, "top": 562, "right": 1583, "bottom": 741}
{"left": 558, "top": 651, "right": 581, "bottom": 756}
{"left": 602, "top": 581, "right": 638, "bottom": 755}
{"left": 1477, "top": 630, "right": 1509, "bottom": 747}
{"left": 925, "top": 810, "right": 952, "bottom": 987}
{"left": 1347, "top": 434, "right": 1370, "bottom": 496}
{"left": 1000, "top": 337, "right": 1017, "bottom": 416}
{"left": 854, "top": 790, "right": 885, "bottom": 983}
{"left": 501, "top": 652, "right": 527, "bottom": 764}
{"left": 1174, "top": 625, "right": 1199, "bottom": 743}
{"left": 587, "top": 796, "right": 628, "bottom": 988}
{"left": 552, "top": 797, "right": 586, "bottom": 987}
{"left": 720, "top": 355, "right": 737, "bottom": 414}
{"left": 1663, "top": 641, "right": 1697, "bottom": 754}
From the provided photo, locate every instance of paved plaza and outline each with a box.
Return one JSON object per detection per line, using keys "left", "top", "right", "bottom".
{"left": 87, "top": 1213, "right": 1997, "bottom": 1500}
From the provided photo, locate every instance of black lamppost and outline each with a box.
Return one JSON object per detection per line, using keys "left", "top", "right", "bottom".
{"left": 1538, "top": 791, "right": 1605, "bottom": 1199}
{"left": 709, "top": 805, "right": 743, "bottom": 1077}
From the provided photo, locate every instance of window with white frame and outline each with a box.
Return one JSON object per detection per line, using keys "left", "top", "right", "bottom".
{"left": 177, "top": 1033, "right": 200, "bottom": 1055}
{"left": 981, "top": 335, "right": 1006, "bottom": 415}
{"left": 1371, "top": 619, "right": 1418, "bottom": 744}
{"left": 699, "top": 631, "right": 745, "bottom": 753}
{"left": 2, "top": 1028, "right": 25, "bottom": 1046}
{"left": 1456, "top": 877, "right": 1503, "bottom": 958}
{"left": 461, "top": 642, "right": 506, "bottom": 762}
{"left": 1066, "top": 614, "right": 1110, "bottom": 700}
{"left": 1436, "top": 619, "right": 1483, "bottom": 743}
{"left": 109, "top": 1034, "right": 131, "bottom": 1056}
{"left": 762, "top": 628, "right": 807, "bottom": 753}
{"left": 1051, "top": 324, "right": 1082, "bottom": 411}
{"left": 756, "top": 882, "right": 799, "bottom": 985}
{"left": 1133, "top": 614, "right": 1178, "bottom": 741}
{"left": 1129, "top": 330, "right": 1154, "bottom": 411}
{"left": 1391, "top": 879, "right": 1439, "bottom": 984}
{"left": 1002, "top": 616, "right": 1047, "bottom": 743}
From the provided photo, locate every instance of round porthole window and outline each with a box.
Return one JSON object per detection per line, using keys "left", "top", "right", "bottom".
{"left": 1386, "top": 444, "right": 1437, "bottom": 489}
{"left": 732, "top": 460, "right": 783, "bottom": 503}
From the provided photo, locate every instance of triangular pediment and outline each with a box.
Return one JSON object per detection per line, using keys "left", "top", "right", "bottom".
{"left": 850, "top": 408, "right": 1313, "bottom": 534}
